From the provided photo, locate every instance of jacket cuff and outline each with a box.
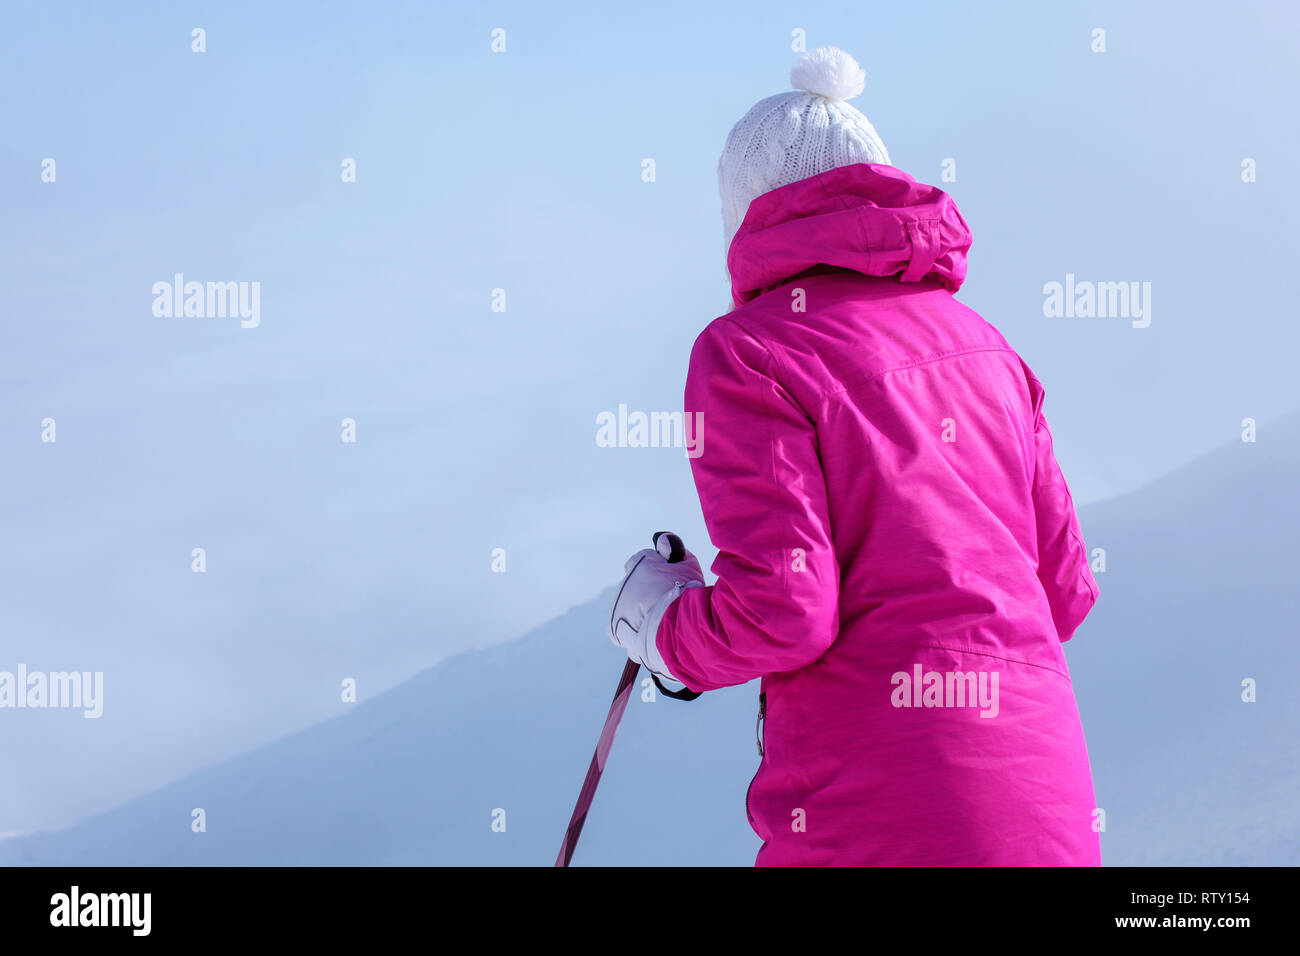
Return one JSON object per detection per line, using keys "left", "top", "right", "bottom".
{"left": 639, "top": 581, "right": 702, "bottom": 681}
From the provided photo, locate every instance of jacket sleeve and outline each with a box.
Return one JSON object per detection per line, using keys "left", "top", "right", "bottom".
{"left": 654, "top": 319, "right": 840, "bottom": 692}
{"left": 1025, "top": 370, "right": 1099, "bottom": 642}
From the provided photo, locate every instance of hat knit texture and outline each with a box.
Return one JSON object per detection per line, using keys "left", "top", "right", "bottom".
{"left": 718, "top": 46, "right": 891, "bottom": 259}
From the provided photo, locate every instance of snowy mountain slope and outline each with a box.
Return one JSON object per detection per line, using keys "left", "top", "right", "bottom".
{"left": 3, "top": 411, "right": 1297, "bottom": 866}
{"left": 1065, "top": 409, "right": 1300, "bottom": 865}
{"left": 0, "top": 589, "right": 763, "bottom": 866}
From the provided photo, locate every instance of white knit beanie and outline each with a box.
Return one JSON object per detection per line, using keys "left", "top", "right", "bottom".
{"left": 718, "top": 46, "right": 891, "bottom": 257}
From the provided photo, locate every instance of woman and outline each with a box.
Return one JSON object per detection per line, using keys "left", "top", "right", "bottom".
{"left": 609, "top": 47, "right": 1101, "bottom": 866}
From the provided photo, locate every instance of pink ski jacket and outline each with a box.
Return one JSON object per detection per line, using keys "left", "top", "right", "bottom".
{"left": 657, "top": 163, "right": 1101, "bottom": 866}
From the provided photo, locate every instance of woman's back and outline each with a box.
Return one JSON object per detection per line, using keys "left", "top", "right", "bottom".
{"left": 657, "top": 163, "right": 1101, "bottom": 865}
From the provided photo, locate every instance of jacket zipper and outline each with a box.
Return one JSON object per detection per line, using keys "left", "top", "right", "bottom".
{"left": 745, "top": 688, "right": 767, "bottom": 827}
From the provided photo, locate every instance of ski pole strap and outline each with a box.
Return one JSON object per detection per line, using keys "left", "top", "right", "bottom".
{"left": 651, "top": 674, "right": 702, "bottom": 701}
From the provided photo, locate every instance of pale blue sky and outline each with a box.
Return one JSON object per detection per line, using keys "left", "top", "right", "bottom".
{"left": 2, "top": 0, "right": 1297, "bottom": 830}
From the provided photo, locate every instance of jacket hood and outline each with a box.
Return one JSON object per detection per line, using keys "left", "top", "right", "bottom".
{"left": 726, "top": 163, "right": 972, "bottom": 309}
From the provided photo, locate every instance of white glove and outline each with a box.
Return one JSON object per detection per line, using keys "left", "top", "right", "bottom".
{"left": 608, "top": 535, "right": 704, "bottom": 681}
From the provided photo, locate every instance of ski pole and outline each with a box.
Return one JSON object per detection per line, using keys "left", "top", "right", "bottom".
{"left": 554, "top": 532, "right": 685, "bottom": 867}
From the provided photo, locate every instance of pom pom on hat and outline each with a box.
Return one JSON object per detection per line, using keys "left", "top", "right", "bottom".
{"left": 790, "top": 46, "right": 867, "bottom": 101}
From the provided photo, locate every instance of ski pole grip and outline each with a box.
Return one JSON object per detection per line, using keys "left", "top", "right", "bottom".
{"left": 652, "top": 531, "right": 686, "bottom": 563}
{"left": 648, "top": 531, "right": 702, "bottom": 702}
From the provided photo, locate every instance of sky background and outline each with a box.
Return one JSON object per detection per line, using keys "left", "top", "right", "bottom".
{"left": 2, "top": 0, "right": 1298, "bottom": 832}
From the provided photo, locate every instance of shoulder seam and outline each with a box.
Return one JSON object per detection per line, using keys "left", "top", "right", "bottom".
{"left": 814, "top": 344, "right": 1018, "bottom": 411}
{"left": 703, "top": 315, "right": 817, "bottom": 423}
{"left": 704, "top": 314, "right": 783, "bottom": 385}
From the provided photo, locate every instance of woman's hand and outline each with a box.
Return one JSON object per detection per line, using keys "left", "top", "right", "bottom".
{"left": 608, "top": 535, "right": 704, "bottom": 680}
